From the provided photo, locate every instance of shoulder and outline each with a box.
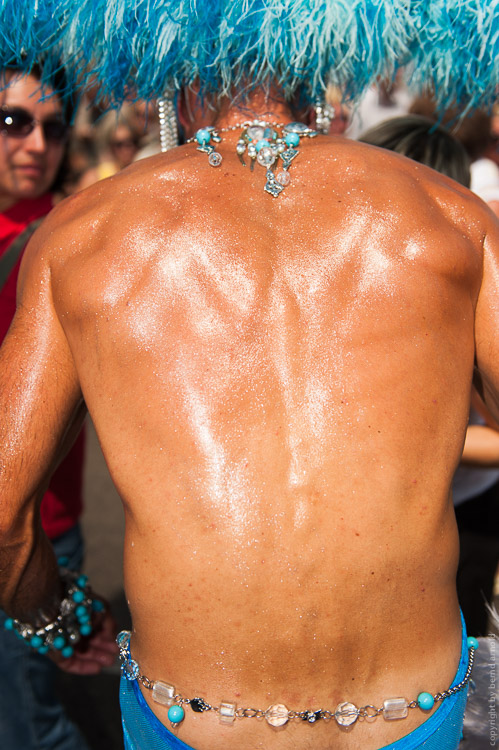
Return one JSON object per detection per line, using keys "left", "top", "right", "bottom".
{"left": 336, "top": 137, "right": 490, "bottom": 226}
{"left": 28, "top": 152, "right": 184, "bottom": 255}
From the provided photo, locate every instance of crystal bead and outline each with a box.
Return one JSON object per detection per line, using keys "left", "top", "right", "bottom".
{"left": 44, "top": 632, "right": 56, "bottom": 647}
{"left": 265, "top": 703, "right": 289, "bottom": 727}
{"left": 257, "top": 147, "right": 275, "bottom": 167}
{"left": 383, "top": 697, "right": 409, "bottom": 720}
{"left": 334, "top": 702, "right": 359, "bottom": 726}
{"left": 283, "top": 122, "right": 309, "bottom": 134}
{"left": 152, "top": 681, "right": 176, "bottom": 706}
{"left": 276, "top": 171, "right": 291, "bottom": 186}
{"left": 218, "top": 701, "right": 236, "bottom": 724}
{"left": 246, "top": 125, "right": 265, "bottom": 141}
{"left": 208, "top": 152, "right": 222, "bottom": 167}
{"left": 19, "top": 624, "right": 34, "bottom": 639}
{"left": 60, "top": 598, "right": 73, "bottom": 616}
{"left": 116, "top": 631, "right": 131, "bottom": 648}
{"left": 122, "top": 658, "right": 139, "bottom": 680}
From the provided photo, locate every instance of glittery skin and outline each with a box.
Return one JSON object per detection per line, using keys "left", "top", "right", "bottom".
{"left": 1, "top": 124, "right": 499, "bottom": 749}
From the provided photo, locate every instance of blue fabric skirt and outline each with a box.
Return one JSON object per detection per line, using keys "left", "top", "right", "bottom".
{"left": 120, "top": 616, "right": 469, "bottom": 750}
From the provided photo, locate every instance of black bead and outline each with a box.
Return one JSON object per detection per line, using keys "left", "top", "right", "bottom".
{"left": 190, "top": 698, "right": 210, "bottom": 713}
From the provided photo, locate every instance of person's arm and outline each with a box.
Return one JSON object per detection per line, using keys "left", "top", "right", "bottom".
{"left": 461, "top": 425, "right": 499, "bottom": 467}
{"left": 0, "top": 222, "right": 116, "bottom": 673}
{"left": 474, "top": 213, "right": 499, "bottom": 424}
{"left": 460, "top": 389, "right": 499, "bottom": 467}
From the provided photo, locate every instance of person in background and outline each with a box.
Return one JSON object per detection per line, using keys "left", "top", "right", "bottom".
{"left": 360, "top": 114, "right": 499, "bottom": 637}
{"left": 0, "top": 66, "right": 116, "bottom": 750}
{"left": 410, "top": 96, "right": 499, "bottom": 217}
{"left": 76, "top": 107, "right": 141, "bottom": 190}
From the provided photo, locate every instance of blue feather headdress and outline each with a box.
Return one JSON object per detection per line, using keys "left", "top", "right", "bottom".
{"left": 0, "top": 0, "right": 497, "bottom": 112}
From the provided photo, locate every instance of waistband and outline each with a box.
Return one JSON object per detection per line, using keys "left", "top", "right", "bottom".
{"left": 119, "top": 611, "right": 473, "bottom": 749}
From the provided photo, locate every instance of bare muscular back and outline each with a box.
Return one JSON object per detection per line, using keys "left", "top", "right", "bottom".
{"left": 42, "top": 137, "right": 489, "bottom": 747}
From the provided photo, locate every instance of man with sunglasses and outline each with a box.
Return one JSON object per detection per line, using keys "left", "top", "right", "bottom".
{"left": 0, "top": 68, "right": 116, "bottom": 750}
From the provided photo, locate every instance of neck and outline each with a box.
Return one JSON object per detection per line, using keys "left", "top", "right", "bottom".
{"left": 213, "top": 88, "right": 295, "bottom": 131}
{"left": 181, "top": 86, "right": 302, "bottom": 140}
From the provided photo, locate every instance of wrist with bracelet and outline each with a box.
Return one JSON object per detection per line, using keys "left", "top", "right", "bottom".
{"left": 3, "top": 564, "right": 105, "bottom": 658}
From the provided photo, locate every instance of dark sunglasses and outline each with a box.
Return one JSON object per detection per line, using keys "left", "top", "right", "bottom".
{"left": 0, "top": 105, "right": 68, "bottom": 143}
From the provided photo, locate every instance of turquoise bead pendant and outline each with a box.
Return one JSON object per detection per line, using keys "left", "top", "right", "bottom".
{"left": 168, "top": 704, "right": 185, "bottom": 727}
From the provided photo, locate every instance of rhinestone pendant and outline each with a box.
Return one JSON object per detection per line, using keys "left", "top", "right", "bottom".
{"left": 280, "top": 148, "right": 299, "bottom": 169}
{"left": 303, "top": 710, "right": 322, "bottom": 723}
{"left": 264, "top": 177, "right": 285, "bottom": 197}
{"left": 208, "top": 152, "right": 222, "bottom": 167}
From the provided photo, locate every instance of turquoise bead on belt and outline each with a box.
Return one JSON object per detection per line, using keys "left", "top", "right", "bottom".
{"left": 417, "top": 692, "right": 435, "bottom": 710}
{"left": 168, "top": 705, "right": 185, "bottom": 724}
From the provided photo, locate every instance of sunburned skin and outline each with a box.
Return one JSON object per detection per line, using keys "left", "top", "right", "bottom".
{"left": 1, "top": 122, "right": 499, "bottom": 749}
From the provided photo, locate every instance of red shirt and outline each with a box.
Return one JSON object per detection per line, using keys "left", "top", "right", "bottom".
{"left": 0, "top": 196, "right": 84, "bottom": 539}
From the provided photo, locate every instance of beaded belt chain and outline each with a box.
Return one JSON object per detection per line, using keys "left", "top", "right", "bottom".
{"left": 117, "top": 631, "right": 476, "bottom": 731}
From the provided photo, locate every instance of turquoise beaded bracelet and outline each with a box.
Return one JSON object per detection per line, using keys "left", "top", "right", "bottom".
{"left": 3, "top": 568, "right": 104, "bottom": 658}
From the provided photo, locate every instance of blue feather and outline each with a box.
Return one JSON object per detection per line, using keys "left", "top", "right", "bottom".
{"left": 0, "top": 0, "right": 497, "bottom": 112}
